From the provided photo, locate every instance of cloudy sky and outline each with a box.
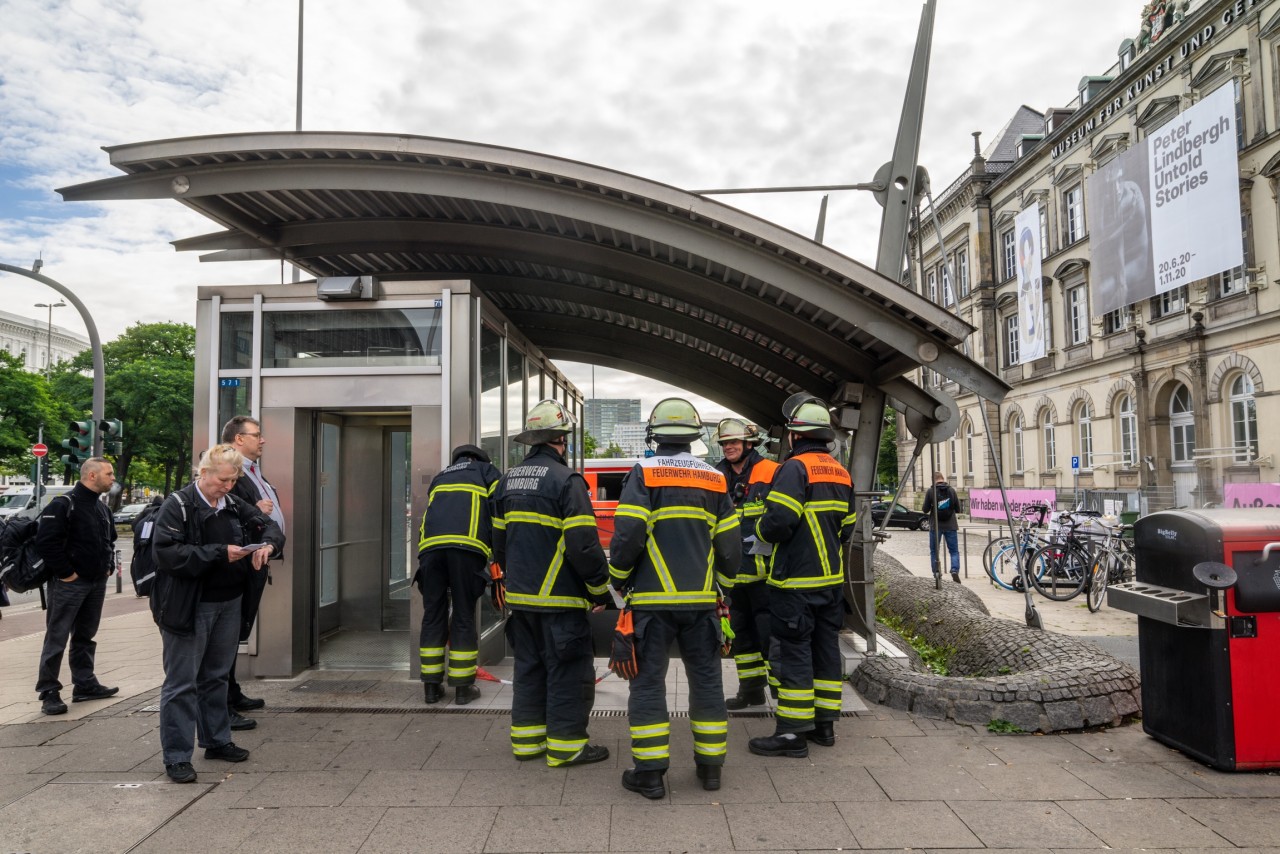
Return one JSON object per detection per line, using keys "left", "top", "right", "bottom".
{"left": 1, "top": 0, "right": 1143, "bottom": 421}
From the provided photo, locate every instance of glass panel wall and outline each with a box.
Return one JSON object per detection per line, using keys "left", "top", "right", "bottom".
{"left": 219, "top": 313, "right": 253, "bottom": 370}
{"left": 216, "top": 379, "right": 252, "bottom": 431}
{"left": 506, "top": 342, "right": 525, "bottom": 468}
{"left": 262, "top": 308, "right": 442, "bottom": 368}
{"left": 479, "top": 325, "right": 502, "bottom": 463}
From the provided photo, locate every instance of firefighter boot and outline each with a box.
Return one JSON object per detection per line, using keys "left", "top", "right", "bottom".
{"left": 621, "top": 769, "right": 666, "bottom": 800}
{"left": 725, "top": 687, "right": 766, "bottom": 710}
{"left": 748, "top": 731, "right": 809, "bottom": 758}
{"left": 455, "top": 684, "right": 482, "bottom": 706}
{"left": 696, "top": 764, "right": 722, "bottom": 791}
{"left": 423, "top": 683, "right": 445, "bottom": 704}
{"left": 805, "top": 720, "right": 835, "bottom": 747}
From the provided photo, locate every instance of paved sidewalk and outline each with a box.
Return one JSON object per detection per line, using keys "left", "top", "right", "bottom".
{"left": 2, "top": 537, "right": 1277, "bottom": 853}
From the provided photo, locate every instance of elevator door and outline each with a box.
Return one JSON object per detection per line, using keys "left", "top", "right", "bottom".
{"left": 314, "top": 412, "right": 413, "bottom": 669}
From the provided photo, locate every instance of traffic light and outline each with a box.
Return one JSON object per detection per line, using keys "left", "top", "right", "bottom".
{"left": 100, "top": 419, "right": 124, "bottom": 456}
{"left": 62, "top": 419, "right": 96, "bottom": 471}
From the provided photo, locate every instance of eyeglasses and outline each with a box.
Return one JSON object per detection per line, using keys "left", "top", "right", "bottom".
{"left": 239, "top": 432, "right": 262, "bottom": 439}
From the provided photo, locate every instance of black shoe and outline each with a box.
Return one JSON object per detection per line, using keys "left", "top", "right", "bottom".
{"left": 231, "top": 695, "right": 265, "bottom": 712}
{"left": 71, "top": 684, "right": 119, "bottom": 702}
{"left": 748, "top": 732, "right": 809, "bottom": 758}
{"left": 455, "top": 684, "right": 481, "bottom": 706}
{"left": 621, "top": 768, "right": 666, "bottom": 799}
{"left": 805, "top": 721, "right": 835, "bottom": 747}
{"left": 229, "top": 710, "right": 258, "bottom": 731}
{"left": 951, "top": 572, "right": 962, "bottom": 583}
{"left": 423, "top": 683, "right": 445, "bottom": 705}
{"left": 204, "top": 742, "right": 249, "bottom": 762}
{"left": 40, "top": 691, "right": 67, "bottom": 716}
{"left": 165, "top": 762, "right": 197, "bottom": 784}
{"left": 725, "top": 687, "right": 766, "bottom": 710}
{"left": 561, "top": 744, "right": 610, "bottom": 767}
{"left": 696, "top": 764, "right": 722, "bottom": 791}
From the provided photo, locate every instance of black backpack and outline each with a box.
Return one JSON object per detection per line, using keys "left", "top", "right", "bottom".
{"left": 129, "top": 502, "right": 164, "bottom": 598}
{"left": 0, "top": 495, "right": 73, "bottom": 594}
{"left": 933, "top": 483, "right": 956, "bottom": 523}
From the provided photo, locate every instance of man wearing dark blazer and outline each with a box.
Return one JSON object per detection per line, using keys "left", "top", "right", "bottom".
{"left": 220, "top": 416, "right": 287, "bottom": 728}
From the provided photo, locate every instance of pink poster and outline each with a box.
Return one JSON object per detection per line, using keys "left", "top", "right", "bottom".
{"left": 1222, "top": 483, "right": 1280, "bottom": 509}
{"left": 968, "top": 488, "right": 1057, "bottom": 521}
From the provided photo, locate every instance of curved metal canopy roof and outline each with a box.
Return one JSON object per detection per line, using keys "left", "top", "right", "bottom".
{"left": 59, "top": 131, "right": 1007, "bottom": 426}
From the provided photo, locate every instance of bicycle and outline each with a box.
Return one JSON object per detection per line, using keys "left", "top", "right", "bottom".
{"left": 1085, "top": 522, "right": 1135, "bottom": 613}
{"left": 984, "top": 503, "right": 1053, "bottom": 591}
{"left": 1027, "top": 516, "right": 1097, "bottom": 601}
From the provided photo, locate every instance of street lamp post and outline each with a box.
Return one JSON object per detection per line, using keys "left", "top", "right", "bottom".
{"left": 34, "top": 300, "right": 66, "bottom": 380}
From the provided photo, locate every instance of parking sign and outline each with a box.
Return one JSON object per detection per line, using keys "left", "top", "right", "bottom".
{"left": 1071, "top": 455, "right": 1080, "bottom": 470}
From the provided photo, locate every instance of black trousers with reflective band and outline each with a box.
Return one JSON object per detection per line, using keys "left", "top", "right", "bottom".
{"left": 770, "top": 586, "right": 844, "bottom": 733}
{"left": 728, "top": 580, "right": 771, "bottom": 691}
{"left": 628, "top": 609, "right": 728, "bottom": 771}
{"left": 506, "top": 609, "right": 596, "bottom": 765}
{"left": 227, "top": 565, "right": 270, "bottom": 704}
{"left": 417, "top": 549, "right": 488, "bottom": 686}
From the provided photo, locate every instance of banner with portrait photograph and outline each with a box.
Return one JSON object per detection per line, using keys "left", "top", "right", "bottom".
{"left": 1087, "top": 83, "right": 1243, "bottom": 316}
{"left": 1014, "top": 203, "right": 1046, "bottom": 363}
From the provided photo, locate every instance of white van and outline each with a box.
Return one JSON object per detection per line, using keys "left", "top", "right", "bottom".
{"left": 0, "top": 485, "right": 76, "bottom": 521}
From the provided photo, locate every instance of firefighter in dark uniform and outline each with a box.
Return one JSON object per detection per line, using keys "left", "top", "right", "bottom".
{"left": 416, "top": 444, "right": 502, "bottom": 706}
{"left": 609, "top": 399, "right": 741, "bottom": 799}
{"left": 748, "top": 398, "right": 854, "bottom": 758}
{"left": 713, "top": 418, "right": 779, "bottom": 710}
{"left": 493, "top": 400, "right": 612, "bottom": 767}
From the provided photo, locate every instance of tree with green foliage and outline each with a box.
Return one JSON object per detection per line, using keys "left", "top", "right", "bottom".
{"left": 0, "top": 351, "right": 60, "bottom": 476}
{"left": 50, "top": 322, "right": 195, "bottom": 493}
{"left": 583, "top": 429, "right": 599, "bottom": 458}
{"left": 877, "top": 407, "right": 899, "bottom": 492}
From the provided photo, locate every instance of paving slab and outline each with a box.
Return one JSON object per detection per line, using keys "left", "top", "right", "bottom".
{"left": 484, "top": 804, "right": 612, "bottom": 853}
{"left": 452, "top": 767, "right": 567, "bottom": 806}
{"left": 342, "top": 768, "right": 467, "bottom": 807}
{"left": 1059, "top": 798, "right": 1232, "bottom": 849}
{"left": 838, "top": 800, "right": 982, "bottom": 849}
{"left": 611, "top": 802, "right": 735, "bottom": 851}
{"left": 232, "top": 805, "right": 386, "bottom": 854}
{"left": 1065, "top": 761, "right": 1216, "bottom": 798}
{"left": 867, "top": 763, "right": 998, "bottom": 801}
{"left": 974, "top": 733, "right": 1102, "bottom": 765}
{"left": 724, "top": 801, "right": 858, "bottom": 851}
{"left": 232, "top": 768, "right": 370, "bottom": 807}
{"left": 0, "top": 742, "right": 76, "bottom": 772}
{"left": 946, "top": 800, "right": 1105, "bottom": 849}
{"left": 0, "top": 771, "right": 56, "bottom": 808}
{"left": 208, "top": 738, "right": 346, "bottom": 772}
{"left": 1159, "top": 763, "right": 1280, "bottom": 797}
{"left": 308, "top": 712, "right": 414, "bottom": 741}
{"left": 44, "top": 715, "right": 157, "bottom": 744}
{"left": 130, "top": 801, "right": 275, "bottom": 853}
{"left": 888, "top": 734, "right": 1005, "bottom": 766}
{"left": 766, "top": 763, "right": 886, "bottom": 803}
{"left": 666, "top": 764, "right": 783, "bottom": 804}
{"left": 0, "top": 780, "right": 207, "bottom": 854}
{"left": 424, "top": 738, "right": 536, "bottom": 770}
{"left": 965, "top": 762, "right": 1105, "bottom": 800}
{"left": 326, "top": 738, "right": 432, "bottom": 770}
{"left": 1167, "top": 798, "right": 1280, "bottom": 848}
{"left": 356, "top": 805, "right": 498, "bottom": 853}
{"left": 1061, "top": 729, "right": 1194, "bottom": 763}
{"left": 0, "top": 720, "right": 80, "bottom": 746}
{"left": 561, "top": 763, "right": 658, "bottom": 805}
{"left": 27, "top": 739, "right": 158, "bottom": 773}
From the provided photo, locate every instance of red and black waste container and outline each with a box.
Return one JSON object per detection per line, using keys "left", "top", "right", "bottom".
{"left": 1109, "top": 508, "right": 1280, "bottom": 771}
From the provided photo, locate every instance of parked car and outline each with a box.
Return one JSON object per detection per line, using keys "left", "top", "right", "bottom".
{"left": 113, "top": 502, "right": 154, "bottom": 525}
{"left": 869, "top": 501, "right": 930, "bottom": 531}
{"left": 0, "top": 485, "right": 76, "bottom": 521}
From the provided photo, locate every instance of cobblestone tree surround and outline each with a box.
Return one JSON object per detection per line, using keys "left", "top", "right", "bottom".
{"left": 852, "top": 551, "right": 1142, "bottom": 733}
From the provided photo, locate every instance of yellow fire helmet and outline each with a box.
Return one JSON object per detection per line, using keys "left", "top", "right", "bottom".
{"left": 714, "top": 418, "right": 766, "bottom": 447}
{"left": 513, "top": 398, "right": 576, "bottom": 445}
{"left": 646, "top": 397, "right": 703, "bottom": 444}
{"left": 784, "top": 396, "right": 834, "bottom": 441}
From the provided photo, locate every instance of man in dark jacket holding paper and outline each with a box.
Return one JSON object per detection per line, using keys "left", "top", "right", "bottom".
{"left": 151, "top": 444, "right": 284, "bottom": 784}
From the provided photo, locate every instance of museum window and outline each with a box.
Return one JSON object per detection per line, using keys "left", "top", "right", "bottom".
{"left": 956, "top": 248, "right": 970, "bottom": 298}
{"left": 1064, "top": 184, "right": 1085, "bottom": 244}
{"left": 1230, "top": 374, "right": 1258, "bottom": 463}
{"left": 926, "top": 269, "right": 938, "bottom": 304}
{"left": 949, "top": 436, "right": 959, "bottom": 479}
{"left": 1042, "top": 412, "right": 1057, "bottom": 471}
{"left": 965, "top": 423, "right": 974, "bottom": 478}
{"left": 1067, "top": 285, "right": 1088, "bottom": 345}
{"left": 1102, "top": 307, "right": 1131, "bottom": 335}
{"left": 1004, "top": 314, "right": 1020, "bottom": 367}
{"left": 1170, "top": 384, "right": 1196, "bottom": 463}
{"left": 1011, "top": 413, "right": 1025, "bottom": 473}
{"left": 1039, "top": 206, "right": 1051, "bottom": 257}
{"left": 1076, "top": 402, "right": 1093, "bottom": 470}
{"left": 1119, "top": 394, "right": 1138, "bottom": 466}
{"left": 941, "top": 263, "right": 955, "bottom": 307}
{"left": 1001, "top": 228, "right": 1017, "bottom": 281}
{"left": 1150, "top": 286, "right": 1187, "bottom": 319}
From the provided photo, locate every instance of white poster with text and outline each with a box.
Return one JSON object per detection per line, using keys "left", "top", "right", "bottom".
{"left": 1014, "top": 203, "right": 1046, "bottom": 363}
